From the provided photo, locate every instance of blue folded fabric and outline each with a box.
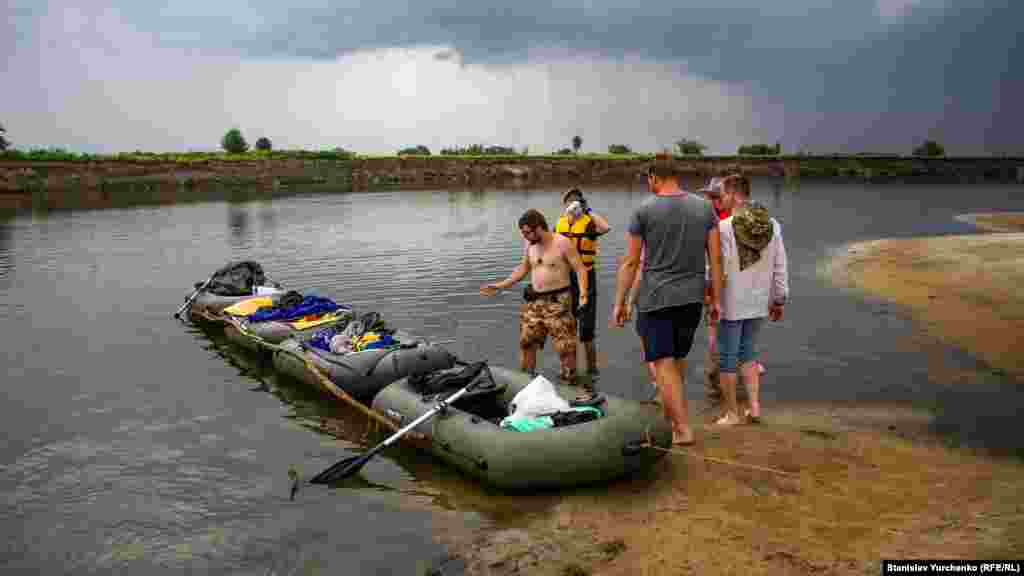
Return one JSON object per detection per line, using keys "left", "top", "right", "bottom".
{"left": 307, "top": 326, "right": 338, "bottom": 352}
{"left": 246, "top": 296, "right": 344, "bottom": 323}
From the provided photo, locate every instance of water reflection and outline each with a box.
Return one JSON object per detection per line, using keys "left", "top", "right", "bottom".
{"left": 469, "top": 187, "right": 486, "bottom": 208}
{"left": 0, "top": 215, "right": 13, "bottom": 287}
{"left": 258, "top": 199, "right": 276, "bottom": 246}
{"left": 227, "top": 189, "right": 251, "bottom": 248}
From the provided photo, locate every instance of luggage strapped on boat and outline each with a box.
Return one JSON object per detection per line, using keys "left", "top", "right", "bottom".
{"left": 409, "top": 360, "right": 500, "bottom": 401}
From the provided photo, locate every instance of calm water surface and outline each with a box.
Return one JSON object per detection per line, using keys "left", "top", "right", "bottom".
{"left": 1, "top": 179, "right": 1022, "bottom": 573}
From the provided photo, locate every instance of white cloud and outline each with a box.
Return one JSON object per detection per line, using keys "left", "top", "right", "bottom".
{"left": 5, "top": 2, "right": 764, "bottom": 155}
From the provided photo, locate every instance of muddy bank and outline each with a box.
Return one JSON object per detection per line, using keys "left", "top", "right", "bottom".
{"left": 3, "top": 155, "right": 1023, "bottom": 194}
{"left": 425, "top": 404, "right": 1024, "bottom": 575}
{"left": 827, "top": 215, "right": 1024, "bottom": 379}
{"left": 955, "top": 212, "right": 1024, "bottom": 233}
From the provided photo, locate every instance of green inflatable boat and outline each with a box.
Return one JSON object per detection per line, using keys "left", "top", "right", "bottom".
{"left": 370, "top": 365, "right": 672, "bottom": 490}
{"left": 222, "top": 310, "right": 352, "bottom": 352}
{"left": 186, "top": 261, "right": 284, "bottom": 318}
{"left": 272, "top": 335, "right": 457, "bottom": 403}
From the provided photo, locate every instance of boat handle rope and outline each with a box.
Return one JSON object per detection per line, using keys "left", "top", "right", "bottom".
{"left": 640, "top": 428, "right": 799, "bottom": 478}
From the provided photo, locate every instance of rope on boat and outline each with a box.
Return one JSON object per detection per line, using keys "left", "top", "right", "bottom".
{"left": 190, "top": 306, "right": 421, "bottom": 440}
{"left": 641, "top": 429, "right": 799, "bottom": 478}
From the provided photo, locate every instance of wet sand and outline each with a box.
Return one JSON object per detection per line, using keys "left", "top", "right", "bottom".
{"left": 829, "top": 213, "right": 1024, "bottom": 380}
{"left": 431, "top": 405, "right": 1024, "bottom": 575}
{"left": 426, "top": 212, "right": 1024, "bottom": 575}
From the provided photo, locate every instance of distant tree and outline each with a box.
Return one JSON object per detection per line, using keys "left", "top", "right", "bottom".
{"left": 520, "top": 146, "right": 529, "bottom": 156}
{"left": 439, "top": 144, "right": 518, "bottom": 155}
{"left": 737, "top": 143, "right": 780, "bottom": 155}
{"left": 675, "top": 138, "right": 706, "bottom": 156}
{"left": 572, "top": 135, "right": 582, "bottom": 154}
{"left": 221, "top": 128, "right": 249, "bottom": 154}
{"left": 913, "top": 140, "right": 945, "bottom": 157}
{"left": 483, "top": 145, "right": 516, "bottom": 155}
{"left": 608, "top": 144, "right": 633, "bottom": 155}
{"left": 397, "top": 145, "right": 431, "bottom": 156}
{"left": 254, "top": 137, "right": 272, "bottom": 151}
{"left": 0, "top": 124, "right": 8, "bottom": 151}
{"left": 555, "top": 148, "right": 574, "bottom": 155}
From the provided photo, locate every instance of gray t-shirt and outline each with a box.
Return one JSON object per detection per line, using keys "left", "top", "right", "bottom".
{"left": 628, "top": 192, "right": 717, "bottom": 313}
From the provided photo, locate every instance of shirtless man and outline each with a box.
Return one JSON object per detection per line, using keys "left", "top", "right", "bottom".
{"left": 481, "top": 209, "right": 593, "bottom": 396}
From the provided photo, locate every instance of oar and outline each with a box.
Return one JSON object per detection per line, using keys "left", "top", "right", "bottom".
{"left": 309, "top": 369, "right": 484, "bottom": 484}
{"left": 174, "top": 273, "right": 217, "bottom": 320}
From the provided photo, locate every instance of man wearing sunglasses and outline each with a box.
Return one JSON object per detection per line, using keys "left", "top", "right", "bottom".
{"left": 481, "top": 209, "right": 595, "bottom": 400}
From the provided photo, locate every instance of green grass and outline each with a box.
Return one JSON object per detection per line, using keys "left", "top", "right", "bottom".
{"left": 3, "top": 149, "right": 1019, "bottom": 164}
{"left": 0, "top": 149, "right": 358, "bottom": 163}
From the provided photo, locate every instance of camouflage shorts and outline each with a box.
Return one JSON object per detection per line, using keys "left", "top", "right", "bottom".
{"left": 519, "top": 291, "right": 577, "bottom": 379}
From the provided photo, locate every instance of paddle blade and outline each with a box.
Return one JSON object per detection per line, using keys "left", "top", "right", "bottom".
{"left": 309, "top": 453, "right": 371, "bottom": 484}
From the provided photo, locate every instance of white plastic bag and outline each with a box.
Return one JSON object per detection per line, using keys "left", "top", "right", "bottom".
{"left": 507, "top": 375, "right": 570, "bottom": 420}
{"left": 255, "top": 285, "right": 284, "bottom": 296}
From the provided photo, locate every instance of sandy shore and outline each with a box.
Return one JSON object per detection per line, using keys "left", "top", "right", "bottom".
{"left": 414, "top": 212, "right": 1024, "bottom": 575}
{"left": 956, "top": 212, "right": 1024, "bottom": 233}
{"left": 827, "top": 213, "right": 1024, "bottom": 380}
{"left": 426, "top": 404, "right": 1024, "bottom": 575}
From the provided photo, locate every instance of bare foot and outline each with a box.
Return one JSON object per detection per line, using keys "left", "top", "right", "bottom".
{"left": 673, "top": 427, "right": 695, "bottom": 446}
{"left": 713, "top": 412, "right": 741, "bottom": 427}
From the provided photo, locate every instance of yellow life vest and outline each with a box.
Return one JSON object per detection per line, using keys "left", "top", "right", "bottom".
{"left": 555, "top": 214, "right": 598, "bottom": 269}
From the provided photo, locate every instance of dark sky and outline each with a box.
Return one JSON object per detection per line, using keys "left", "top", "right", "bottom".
{"left": 3, "top": 0, "right": 1019, "bottom": 154}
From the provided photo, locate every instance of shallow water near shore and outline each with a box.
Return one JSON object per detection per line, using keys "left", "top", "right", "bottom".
{"left": 1, "top": 179, "right": 1022, "bottom": 573}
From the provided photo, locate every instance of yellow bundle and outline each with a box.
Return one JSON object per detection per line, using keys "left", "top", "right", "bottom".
{"left": 223, "top": 297, "right": 275, "bottom": 316}
{"left": 288, "top": 310, "right": 348, "bottom": 330}
{"left": 353, "top": 332, "right": 380, "bottom": 351}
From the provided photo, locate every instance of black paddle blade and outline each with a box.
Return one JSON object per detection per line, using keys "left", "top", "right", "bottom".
{"left": 309, "top": 453, "right": 370, "bottom": 484}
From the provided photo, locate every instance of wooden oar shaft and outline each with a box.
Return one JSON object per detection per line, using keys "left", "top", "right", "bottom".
{"left": 298, "top": 351, "right": 410, "bottom": 436}
{"left": 188, "top": 305, "right": 423, "bottom": 440}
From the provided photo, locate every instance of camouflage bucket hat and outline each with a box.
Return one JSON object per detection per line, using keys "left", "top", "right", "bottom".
{"left": 733, "top": 202, "right": 773, "bottom": 271}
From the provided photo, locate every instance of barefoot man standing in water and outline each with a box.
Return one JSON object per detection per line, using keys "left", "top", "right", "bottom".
{"left": 481, "top": 209, "right": 595, "bottom": 400}
{"left": 612, "top": 157, "right": 723, "bottom": 446}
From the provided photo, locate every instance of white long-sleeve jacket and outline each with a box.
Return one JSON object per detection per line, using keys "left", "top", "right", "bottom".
{"left": 718, "top": 216, "right": 789, "bottom": 321}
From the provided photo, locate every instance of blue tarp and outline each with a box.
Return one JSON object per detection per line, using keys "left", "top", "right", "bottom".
{"left": 307, "top": 328, "right": 397, "bottom": 354}
{"left": 307, "top": 326, "right": 339, "bottom": 352}
{"left": 246, "top": 296, "right": 346, "bottom": 323}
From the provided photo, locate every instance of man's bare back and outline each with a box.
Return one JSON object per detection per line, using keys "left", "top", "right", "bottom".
{"left": 527, "top": 235, "right": 573, "bottom": 292}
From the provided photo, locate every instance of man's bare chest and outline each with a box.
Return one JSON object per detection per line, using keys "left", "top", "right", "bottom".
{"left": 528, "top": 244, "right": 564, "bottom": 269}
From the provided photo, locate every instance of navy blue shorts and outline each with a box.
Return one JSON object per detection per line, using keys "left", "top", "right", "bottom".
{"left": 636, "top": 303, "right": 703, "bottom": 362}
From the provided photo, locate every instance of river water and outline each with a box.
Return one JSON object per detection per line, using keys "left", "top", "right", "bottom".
{"left": 1, "top": 179, "right": 1022, "bottom": 574}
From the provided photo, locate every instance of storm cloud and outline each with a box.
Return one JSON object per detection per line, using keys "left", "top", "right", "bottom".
{"left": 3, "top": 0, "right": 1020, "bottom": 154}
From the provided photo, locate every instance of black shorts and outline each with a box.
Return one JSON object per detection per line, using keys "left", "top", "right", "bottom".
{"left": 635, "top": 303, "right": 703, "bottom": 362}
{"left": 570, "top": 268, "right": 598, "bottom": 342}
